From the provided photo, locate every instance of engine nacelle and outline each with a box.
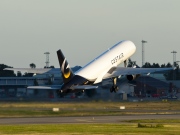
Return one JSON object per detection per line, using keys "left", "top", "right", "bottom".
{"left": 126, "top": 74, "right": 140, "bottom": 81}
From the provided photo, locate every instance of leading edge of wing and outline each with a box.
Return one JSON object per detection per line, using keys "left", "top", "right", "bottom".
{"left": 103, "top": 67, "right": 174, "bottom": 79}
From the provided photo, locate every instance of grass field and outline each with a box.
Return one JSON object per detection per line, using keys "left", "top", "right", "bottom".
{"left": 0, "top": 123, "right": 179, "bottom": 135}
{"left": 0, "top": 101, "right": 179, "bottom": 134}
{"left": 0, "top": 101, "right": 179, "bottom": 117}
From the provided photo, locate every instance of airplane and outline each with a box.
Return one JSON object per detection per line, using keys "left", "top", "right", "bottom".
{"left": 5, "top": 40, "right": 174, "bottom": 94}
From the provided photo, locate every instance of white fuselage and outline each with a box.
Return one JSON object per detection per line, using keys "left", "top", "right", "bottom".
{"left": 75, "top": 40, "right": 136, "bottom": 82}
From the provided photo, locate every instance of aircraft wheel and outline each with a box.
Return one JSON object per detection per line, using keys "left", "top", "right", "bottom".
{"left": 114, "top": 86, "right": 119, "bottom": 93}
{"left": 110, "top": 87, "right": 114, "bottom": 93}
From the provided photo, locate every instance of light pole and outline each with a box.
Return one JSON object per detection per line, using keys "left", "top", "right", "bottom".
{"left": 141, "top": 40, "right": 147, "bottom": 97}
{"left": 171, "top": 51, "right": 177, "bottom": 67}
{"left": 142, "top": 40, "right": 147, "bottom": 67}
{"left": 171, "top": 51, "right": 177, "bottom": 80}
{"left": 44, "top": 52, "right": 50, "bottom": 68}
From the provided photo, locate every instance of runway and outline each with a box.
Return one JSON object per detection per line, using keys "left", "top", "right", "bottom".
{"left": 0, "top": 114, "right": 179, "bottom": 125}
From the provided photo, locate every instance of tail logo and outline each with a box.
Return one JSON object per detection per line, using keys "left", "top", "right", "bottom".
{"left": 61, "top": 58, "right": 71, "bottom": 79}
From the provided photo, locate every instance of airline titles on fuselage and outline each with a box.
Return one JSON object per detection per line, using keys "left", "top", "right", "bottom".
{"left": 111, "top": 53, "right": 124, "bottom": 65}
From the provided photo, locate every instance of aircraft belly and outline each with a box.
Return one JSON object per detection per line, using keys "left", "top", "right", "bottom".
{"left": 76, "top": 62, "right": 111, "bottom": 81}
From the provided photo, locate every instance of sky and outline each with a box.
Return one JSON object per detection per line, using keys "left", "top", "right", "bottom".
{"left": 0, "top": 0, "right": 180, "bottom": 68}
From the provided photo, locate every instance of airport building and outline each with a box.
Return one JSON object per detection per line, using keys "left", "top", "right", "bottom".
{"left": 0, "top": 71, "right": 179, "bottom": 101}
{"left": 134, "top": 76, "right": 171, "bottom": 97}
{"left": 0, "top": 76, "right": 62, "bottom": 99}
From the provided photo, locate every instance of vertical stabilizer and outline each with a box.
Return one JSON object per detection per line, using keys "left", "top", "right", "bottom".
{"left": 57, "top": 50, "right": 74, "bottom": 84}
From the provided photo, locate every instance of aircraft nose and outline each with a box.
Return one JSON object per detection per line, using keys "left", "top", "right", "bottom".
{"left": 129, "top": 41, "right": 136, "bottom": 53}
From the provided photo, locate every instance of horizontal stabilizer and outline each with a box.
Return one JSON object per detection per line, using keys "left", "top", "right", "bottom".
{"left": 27, "top": 85, "right": 61, "bottom": 90}
{"left": 72, "top": 85, "right": 98, "bottom": 90}
{"left": 4, "top": 68, "right": 60, "bottom": 74}
{"left": 27, "top": 85, "right": 98, "bottom": 90}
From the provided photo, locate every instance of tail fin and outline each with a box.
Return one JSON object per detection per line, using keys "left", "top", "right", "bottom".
{"left": 57, "top": 49, "right": 74, "bottom": 84}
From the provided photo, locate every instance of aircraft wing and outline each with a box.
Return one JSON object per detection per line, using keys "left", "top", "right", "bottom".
{"left": 4, "top": 68, "right": 60, "bottom": 74}
{"left": 27, "top": 85, "right": 61, "bottom": 89}
{"left": 103, "top": 67, "right": 174, "bottom": 79}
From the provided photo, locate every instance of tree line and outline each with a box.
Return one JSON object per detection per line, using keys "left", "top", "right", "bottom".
{"left": 142, "top": 62, "right": 180, "bottom": 80}
{"left": 128, "top": 59, "right": 180, "bottom": 80}
{"left": 0, "top": 63, "right": 54, "bottom": 77}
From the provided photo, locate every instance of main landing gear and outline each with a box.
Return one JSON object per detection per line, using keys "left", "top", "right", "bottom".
{"left": 110, "top": 59, "right": 129, "bottom": 93}
{"left": 110, "top": 77, "right": 119, "bottom": 93}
